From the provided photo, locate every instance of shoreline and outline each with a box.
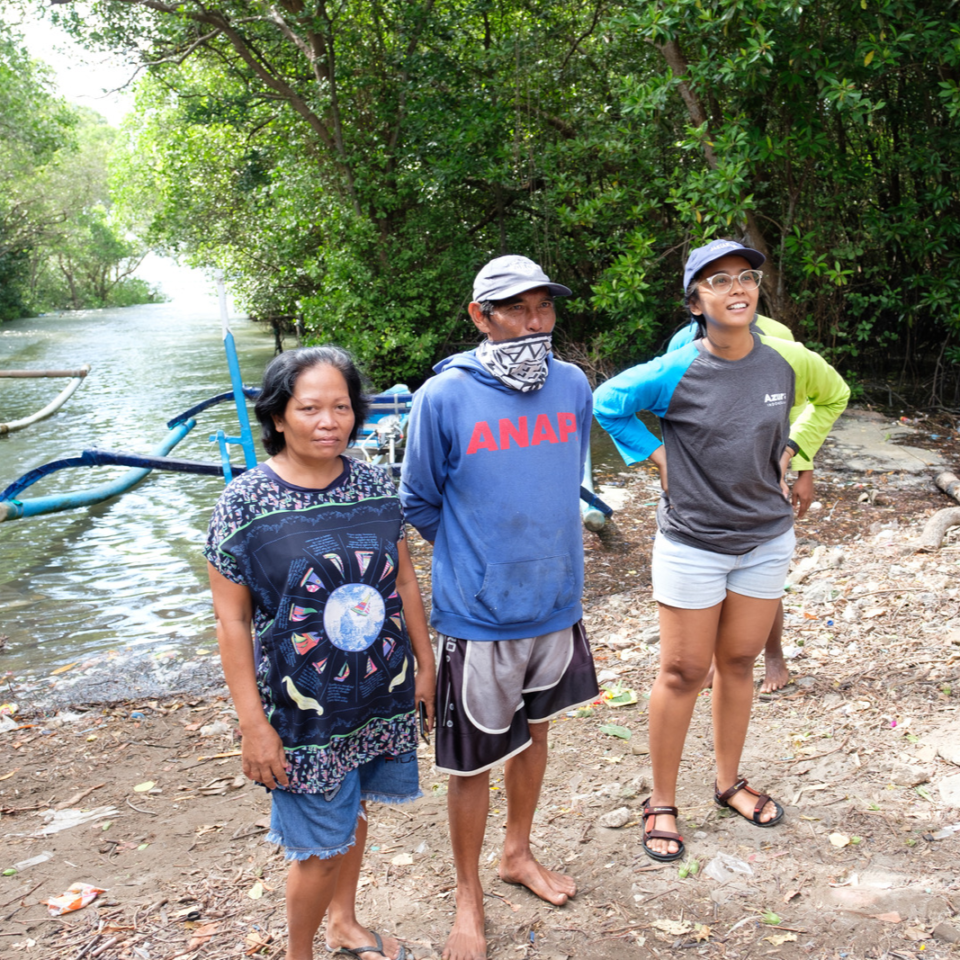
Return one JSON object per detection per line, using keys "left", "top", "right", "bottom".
{"left": 3, "top": 408, "right": 960, "bottom": 957}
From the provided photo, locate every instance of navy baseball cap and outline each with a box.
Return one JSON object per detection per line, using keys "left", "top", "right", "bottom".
{"left": 683, "top": 239, "right": 765, "bottom": 291}
{"left": 472, "top": 255, "right": 572, "bottom": 302}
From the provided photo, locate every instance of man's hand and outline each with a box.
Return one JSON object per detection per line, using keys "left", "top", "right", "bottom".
{"left": 792, "top": 470, "right": 814, "bottom": 519}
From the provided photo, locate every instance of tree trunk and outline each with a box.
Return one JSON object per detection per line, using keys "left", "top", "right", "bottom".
{"left": 656, "top": 39, "right": 786, "bottom": 317}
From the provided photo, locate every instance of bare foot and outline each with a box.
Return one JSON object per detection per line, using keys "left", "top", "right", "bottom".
{"left": 325, "top": 924, "right": 405, "bottom": 960}
{"left": 759, "top": 653, "right": 790, "bottom": 694}
{"left": 442, "top": 889, "right": 487, "bottom": 960}
{"left": 498, "top": 852, "right": 576, "bottom": 905}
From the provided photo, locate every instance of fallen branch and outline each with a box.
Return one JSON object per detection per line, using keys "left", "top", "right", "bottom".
{"left": 916, "top": 507, "right": 960, "bottom": 552}
{"left": 936, "top": 471, "right": 960, "bottom": 503}
{"left": 0, "top": 880, "right": 44, "bottom": 910}
{"left": 56, "top": 782, "right": 106, "bottom": 810}
{"left": 126, "top": 797, "right": 158, "bottom": 816}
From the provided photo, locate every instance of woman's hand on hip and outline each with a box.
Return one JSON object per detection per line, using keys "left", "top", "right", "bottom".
{"left": 778, "top": 448, "right": 793, "bottom": 502}
{"left": 792, "top": 470, "right": 815, "bottom": 518}
{"left": 650, "top": 445, "right": 668, "bottom": 495}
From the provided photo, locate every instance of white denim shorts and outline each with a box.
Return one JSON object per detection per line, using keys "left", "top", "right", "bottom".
{"left": 652, "top": 527, "right": 795, "bottom": 609}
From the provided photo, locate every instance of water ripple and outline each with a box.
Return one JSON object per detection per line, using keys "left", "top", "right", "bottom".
{"left": 0, "top": 299, "right": 275, "bottom": 676}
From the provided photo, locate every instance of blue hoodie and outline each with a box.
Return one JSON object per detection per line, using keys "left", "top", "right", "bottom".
{"left": 400, "top": 350, "right": 592, "bottom": 641}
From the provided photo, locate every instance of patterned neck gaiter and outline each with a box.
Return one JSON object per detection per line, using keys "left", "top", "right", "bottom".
{"left": 475, "top": 333, "right": 552, "bottom": 392}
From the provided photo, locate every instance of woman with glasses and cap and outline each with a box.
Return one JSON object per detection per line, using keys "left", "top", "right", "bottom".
{"left": 593, "top": 239, "right": 849, "bottom": 862}
{"left": 665, "top": 277, "right": 817, "bottom": 697}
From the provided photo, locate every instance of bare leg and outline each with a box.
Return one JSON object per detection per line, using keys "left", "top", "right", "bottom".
{"left": 646, "top": 602, "right": 721, "bottom": 857}
{"left": 285, "top": 854, "right": 342, "bottom": 960}
{"left": 325, "top": 804, "right": 404, "bottom": 960}
{"left": 702, "top": 599, "right": 789, "bottom": 693}
{"left": 443, "top": 771, "right": 491, "bottom": 960}
{"left": 498, "top": 722, "right": 575, "bottom": 904}
{"left": 713, "top": 591, "right": 781, "bottom": 823}
{"left": 759, "top": 600, "right": 790, "bottom": 693}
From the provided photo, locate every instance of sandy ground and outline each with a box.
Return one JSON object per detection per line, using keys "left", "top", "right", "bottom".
{"left": 2, "top": 408, "right": 960, "bottom": 960}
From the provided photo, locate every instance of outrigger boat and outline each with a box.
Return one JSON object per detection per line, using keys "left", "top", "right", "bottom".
{"left": 0, "top": 278, "right": 409, "bottom": 523}
{"left": 0, "top": 364, "right": 91, "bottom": 435}
{"left": 0, "top": 277, "right": 610, "bottom": 526}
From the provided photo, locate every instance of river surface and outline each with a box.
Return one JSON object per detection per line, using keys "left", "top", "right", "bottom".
{"left": 0, "top": 295, "right": 276, "bottom": 678}
{"left": 0, "top": 299, "right": 629, "bottom": 694}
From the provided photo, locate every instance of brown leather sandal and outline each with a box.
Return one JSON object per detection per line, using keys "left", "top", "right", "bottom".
{"left": 641, "top": 797, "right": 685, "bottom": 862}
{"left": 714, "top": 777, "right": 784, "bottom": 827}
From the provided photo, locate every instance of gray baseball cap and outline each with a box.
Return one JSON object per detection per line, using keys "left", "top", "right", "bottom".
{"left": 472, "top": 255, "right": 572, "bottom": 302}
{"left": 683, "top": 239, "right": 765, "bottom": 291}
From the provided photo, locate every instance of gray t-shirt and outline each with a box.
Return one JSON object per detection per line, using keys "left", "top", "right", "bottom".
{"left": 593, "top": 333, "right": 850, "bottom": 555}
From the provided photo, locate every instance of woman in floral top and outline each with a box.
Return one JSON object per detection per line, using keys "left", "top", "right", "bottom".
{"left": 205, "top": 346, "right": 435, "bottom": 960}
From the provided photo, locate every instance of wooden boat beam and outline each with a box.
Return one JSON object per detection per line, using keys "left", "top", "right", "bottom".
{"left": 0, "top": 367, "right": 91, "bottom": 378}
{"left": 0, "top": 364, "right": 91, "bottom": 435}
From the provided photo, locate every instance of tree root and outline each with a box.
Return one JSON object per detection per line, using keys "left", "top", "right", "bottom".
{"left": 917, "top": 506, "right": 960, "bottom": 552}
{"left": 936, "top": 471, "right": 960, "bottom": 504}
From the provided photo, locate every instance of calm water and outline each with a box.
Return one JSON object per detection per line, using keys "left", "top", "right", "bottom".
{"left": 0, "top": 296, "right": 276, "bottom": 676}
{"left": 0, "top": 301, "right": 633, "bottom": 684}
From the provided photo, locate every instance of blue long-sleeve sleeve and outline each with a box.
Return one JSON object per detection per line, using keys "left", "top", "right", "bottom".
{"left": 593, "top": 346, "right": 695, "bottom": 464}
{"left": 398, "top": 389, "right": 447, "bottom": 542}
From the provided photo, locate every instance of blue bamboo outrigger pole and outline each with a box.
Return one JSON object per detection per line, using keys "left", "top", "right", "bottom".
{"left": 0, "top": 420, "right": 196, "bottom": 522}
{"left": 212, "top": 272, "right": 257, "bottom": 481}
{"left": 580, "top": 447, "right": 612, "bottom": 531}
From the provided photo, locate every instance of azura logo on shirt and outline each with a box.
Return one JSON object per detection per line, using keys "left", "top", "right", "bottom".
{"left": 466, "top": 412, "right": 577, "bottom": 454}
{"left": 764, "top": 392, "right": 787, "bottom": 406}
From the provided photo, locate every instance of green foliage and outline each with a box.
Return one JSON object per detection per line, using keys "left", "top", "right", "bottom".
{"left": 0, "top": 22, "right": 76, "bottom": 276}
{"left": 0, "top": 24, "right": 164, "bottom": 316}
{"left": 616, "top": 0, "right": 960, "bottom": 382}
{"left": 0, "top": 250, "right": 31, "bottom": 321}
{"left": 40, "top": 0, "right": 960, "bottom": 389}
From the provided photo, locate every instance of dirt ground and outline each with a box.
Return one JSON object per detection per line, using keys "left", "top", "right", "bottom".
{"left": 2, "top": 409, "right": 960, "bottom": 960}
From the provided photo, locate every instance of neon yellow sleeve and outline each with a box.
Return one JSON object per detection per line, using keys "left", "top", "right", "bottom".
{"left": 760, "top": 337, "right": 849, "bottom": 464}
{"left": 755, "top": 316, "right": 815, "bottom": 467}
{"left": 755, "top": 315, "right": 795, "bottom": 342}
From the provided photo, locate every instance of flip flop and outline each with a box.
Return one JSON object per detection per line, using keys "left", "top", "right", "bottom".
{"left": 326, "top": 931, "right": 407, "bottom": 960}
{"left": 714, "top": 777, "right": 784, "bottom": 827}
{"left": 641, "top": 797, "right": 685, "bottom": 862}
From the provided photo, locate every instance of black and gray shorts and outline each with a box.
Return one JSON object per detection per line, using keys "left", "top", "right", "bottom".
{"left": 434, "top": 620, "right": 599, "bottom": 776}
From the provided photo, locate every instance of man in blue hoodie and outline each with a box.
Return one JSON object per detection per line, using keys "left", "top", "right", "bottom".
{"left": 401, "top": 256, "right": 599, "bottom": 960}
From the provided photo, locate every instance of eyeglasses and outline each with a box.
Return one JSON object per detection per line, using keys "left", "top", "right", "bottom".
{"left": 698, "top": 270, "right": 763, "bottom": 294}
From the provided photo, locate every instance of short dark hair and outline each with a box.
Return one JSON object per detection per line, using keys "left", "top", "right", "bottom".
{"left": 254, "top": 346, "right": 370, "bottom": 456}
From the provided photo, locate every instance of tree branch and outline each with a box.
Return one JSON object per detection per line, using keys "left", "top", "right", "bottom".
{"left": 559, "top": 0, "right": 605, "bottom": 75}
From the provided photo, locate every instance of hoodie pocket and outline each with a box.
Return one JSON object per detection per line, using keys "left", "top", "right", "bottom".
{"left": 475, "top": 555, "right": 575, "bottom": 625}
